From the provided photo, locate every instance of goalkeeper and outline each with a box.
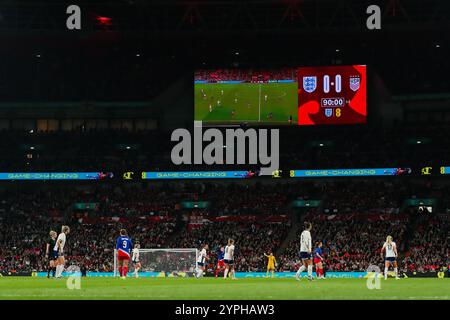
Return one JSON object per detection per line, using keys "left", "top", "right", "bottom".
{"left": 264, "top": 252, "right": 277, "bottom": 278}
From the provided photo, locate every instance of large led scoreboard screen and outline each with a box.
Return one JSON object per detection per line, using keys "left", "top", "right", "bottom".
{"left": 194, "top": 65, "right": 367, "bottom": 126}
{"left": 298, "top": 65, "right": 367, "bottom": 125}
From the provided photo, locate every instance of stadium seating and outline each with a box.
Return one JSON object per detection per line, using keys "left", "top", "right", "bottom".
{"left": 0, "top": 181, "right": 448, "bottom": 274}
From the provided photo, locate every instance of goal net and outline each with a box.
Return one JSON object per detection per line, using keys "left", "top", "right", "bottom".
{"left": 113, "top": 248, "right": 198, "bottom": 277}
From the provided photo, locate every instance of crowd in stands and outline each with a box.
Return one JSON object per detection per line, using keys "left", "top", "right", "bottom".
{"left": 0, "top": 180, "right": 448, "bottom": 274}
{"left": 279, "top": 214, "right": 409, "bottom": 272}
{"left": 171, "top": 221, "right": 291, "bottom": 272}
{"left": 321, "top": 181, "right": 405, "bottom": 214}
{"left": 0, "top": 214, "right": 175, "bottom": 273}
{"left": 195, "top": 68, "right": 295, "bottom": 83}
{"left": 403, "top": 215, "right": 449, "bottom": 272}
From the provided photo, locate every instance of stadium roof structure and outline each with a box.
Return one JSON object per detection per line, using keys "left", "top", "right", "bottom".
{"left": 0, "top": 0, "right": 448, "bottom": 35}
{"left": 0, "top": 1, "right": 448, "bottom": 102}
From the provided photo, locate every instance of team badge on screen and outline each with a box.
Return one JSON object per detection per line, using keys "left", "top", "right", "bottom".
{"left": 324, "top": 108, "right": 333, "bottom": 117}
{"left": 303, "top": 76, "right": 317, "bottom": 93}
{"left": 349, "top": 76, "right": 360, "bottom": 91}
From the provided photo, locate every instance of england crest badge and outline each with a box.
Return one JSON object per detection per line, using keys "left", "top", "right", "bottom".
{"left": 349, "top": 76, "right": 360, "bottom": 92}
{"left": 324, "top": 108, "right": 333, "bottom": 117}
{"left": 303, "top": 76, "right": 317, "bottom": 93}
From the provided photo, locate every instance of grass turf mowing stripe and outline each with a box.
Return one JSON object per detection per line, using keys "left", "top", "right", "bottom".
{"left": 0, "top": 277, "right": 448, "bottom": 300}
{"left": 195, "top": 83, "right": 298, "bottom": 124}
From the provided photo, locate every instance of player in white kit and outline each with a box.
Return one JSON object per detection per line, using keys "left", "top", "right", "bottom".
{"left": 54, "top": 225, "right": 70, "bottom": 278}
{"left": 223, "top": 239, "right": 236, "bottom": 279}
{"left": 196, "top": 244, "right": 209, "bottom": 278}
{"left": 132, "top": 242, "right": 141, "bottom": 278}
{"left": 381, "top": 235, "right": 400, "bottom": 280}
{"left": 295, "top": 222, "right": 313, "bottom": 281}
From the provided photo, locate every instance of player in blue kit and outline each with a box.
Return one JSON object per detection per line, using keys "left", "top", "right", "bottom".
{"left": 313, "top": 242, "right": 325, "bottom": 279}
{"left": 215, "top": 246, "right": 226, "bottom": 277}
{"left": 115, "top": 229, "right": 133, "bottom": 279}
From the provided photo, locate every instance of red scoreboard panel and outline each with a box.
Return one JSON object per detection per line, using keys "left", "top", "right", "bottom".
{"left": 297, "top": 65, "right": 367, "bottom": 125}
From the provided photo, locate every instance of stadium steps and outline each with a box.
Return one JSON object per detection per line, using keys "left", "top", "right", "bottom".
{"left": 401, "top": 212, "right": 423, "bottom": 253}
{"left": 63, "top": 202, "right": 75, "bottom": 222}
{"left": 275, "top": 211, "right": 300, "bottom": 256}
{"left": 166, "top": 214, "right": 187, "bottom": 244}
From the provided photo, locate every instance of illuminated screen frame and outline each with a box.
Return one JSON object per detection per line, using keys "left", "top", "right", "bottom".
{"left": 194, "top": 65, "right": 367, "bottom": 126}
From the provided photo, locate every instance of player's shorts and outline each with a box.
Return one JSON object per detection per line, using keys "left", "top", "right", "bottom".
{"left": 224, "top": 259, "right": 234, "bottom": 265}
{"left": 117, "top": 250, "right": 130, "bottom": 261}
{"left": 299, "top": 252, "right": 312, "bottom": 260}
{"left": 50, "top": 250, "right": 59, "bottom": 260}
{"left": 267, "top": 264, "right": 275, "bottom": 270}
{"left": 197, "top": 262, "right": 204, "bottom": 267}
{"left": 132, "top": 259, "right": 140, "bottom": 264}
{"left": 217, "top": 260, "right": 225, "bottom": 268}
{"left": 314, "top": 258, "right": 321, "bottom": 264}
{"left": 385, "top": 257, "right": 396, "bottom": 262}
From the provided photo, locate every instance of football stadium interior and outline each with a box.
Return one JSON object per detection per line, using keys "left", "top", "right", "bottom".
{"left": 0, "top": 0, "right": 448, "bottom": 301}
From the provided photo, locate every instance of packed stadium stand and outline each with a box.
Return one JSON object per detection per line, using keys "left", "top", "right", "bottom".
{"left": 1, "top": 180, "right": 448, "bottom": 274}
{"left": 195, "top": 68, "right": 296, "bottom": 83}
{"left": 279, "top": 213, "right": 410, "bottom": 272}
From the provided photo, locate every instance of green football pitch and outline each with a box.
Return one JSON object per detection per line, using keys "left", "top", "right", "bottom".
{"left": 195, "top": 83, "right": 298, "bottom": 124}
{"left": 0, "top": 277, "right": 448, "bottom": 300}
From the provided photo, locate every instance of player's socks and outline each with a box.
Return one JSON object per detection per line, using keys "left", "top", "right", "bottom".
{"left": 384, "top": 267, "right": 388, "bottom": 279}
{"left": 316, "top": 268, "right": 320, "bottom": 278}
{"left": 55, "top": 265, "right": 60, "bottom": 277}
{"left": 47, "top": 266, "right": 51, "bottom": 278}
{"left": 296, "top": 265, "right": 306, "bottom": 278}
{"left": 394, "top": 268, "right": 399, "bottom": 278}
{"left": 55, "top": 265, "right": 63, "bottom": 278}
{"left": 224, "top": 268, "right": 229, "bottom": 278}
{"left": 118, "top": 266, "right": 123, "bottom": 277}
{"left": 307, "top": 265, "right": 313, "bottom": 279}
{"left": 123, "top": 266, "right": 128, "bottom": 277}
{"left": 320, "top": 268, "right": 324, "bottom": 278}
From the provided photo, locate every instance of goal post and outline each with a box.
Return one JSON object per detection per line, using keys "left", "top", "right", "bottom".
{"left": 113, "top": 248, "right": 198, "bottom": 277}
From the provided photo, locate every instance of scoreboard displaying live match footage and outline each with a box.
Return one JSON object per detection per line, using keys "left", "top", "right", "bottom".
{"left": 298, "top": 65, "right": 367, "bottom": 125}
{"left": 194, "top": 65, "right": 367, "bottom": 126}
